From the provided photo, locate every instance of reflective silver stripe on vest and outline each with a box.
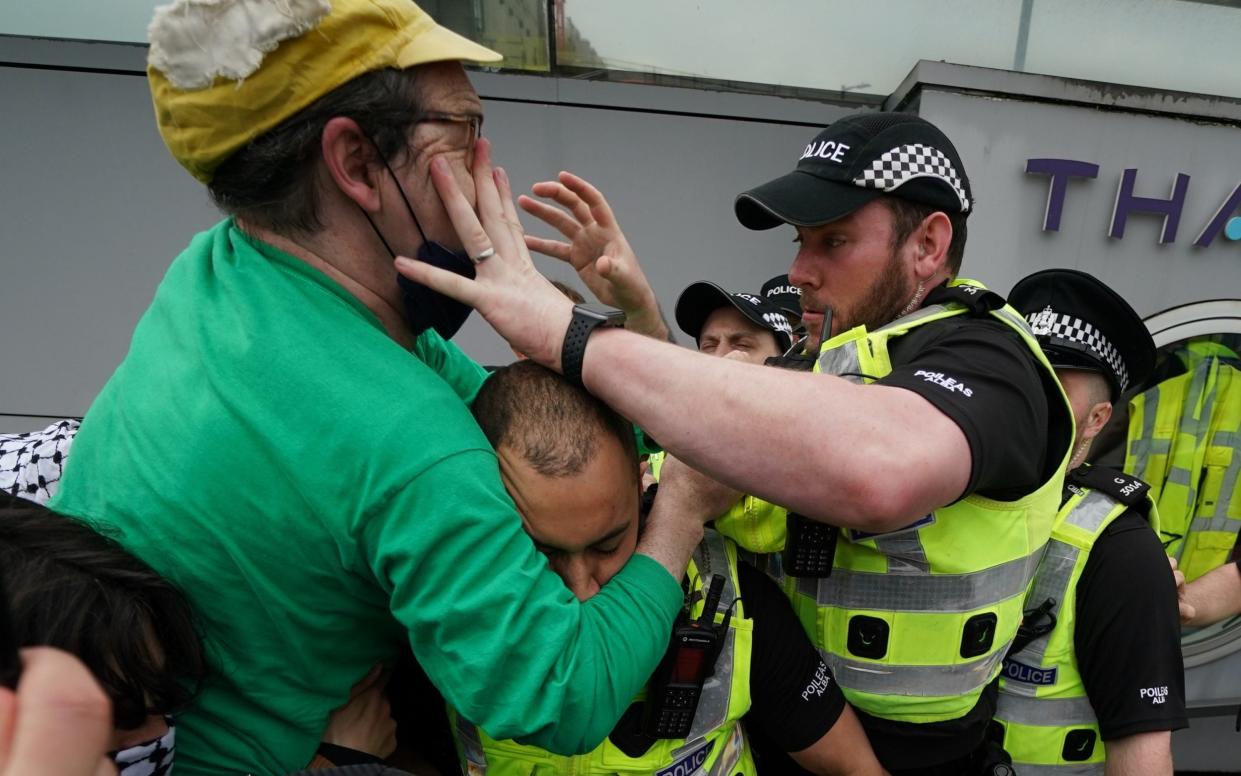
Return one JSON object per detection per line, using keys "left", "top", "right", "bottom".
{"left": 1002, "top": 540, "right": 1081, "bottom": 699}
{"left": 1003, "top": 491, "right": 1120, "bottom": 701}
{"left": 807, "top": 551, "right": 1040, "bottom": 612}
{"left": 1181, "top": 362, "right": 1218, "bottom": 518}
{"left": 683, "top": 530, "right": 739, "bottom": 742}
{"left": 1016, "top": 764, "right": 1103, "bottom": 776}
{"left": 1062, "top": 490, "right": 1122, "bottom": 534}
{"left": 992, "top": 306, "right": 1036, "bottom": 337}
{"left": 816, "top": 338, "right": 865, "bottom": 381}
{"left": 828, "top": 640, "right": 1013, "bottom": 697}
{"left": 1201, "top": 429, "right": 1241, "bottom": 521}
{"left": 999, "top": 695, "right": 1098, "bottom": 726}
{"left": 817, "top": 303, "right": 955, "bottom": 379}
{"left": 872, "top": 530, "right": 931, "bottom": 574}
{"left": 1167, "top": 466, "right": 1194, "bottom": 488}
{"left": 1188, "top": 515, "right": 1241, "bottom": 535}
{"left": 1128, "top": 382, "right": 1162, "bottom": 465}
{"left": 876, "top": 303, "right": 952, "bottom": 333}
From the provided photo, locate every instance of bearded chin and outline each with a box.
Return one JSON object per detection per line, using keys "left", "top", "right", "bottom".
{"left": 842, "top": 249, "right": 917, "bottom": 333}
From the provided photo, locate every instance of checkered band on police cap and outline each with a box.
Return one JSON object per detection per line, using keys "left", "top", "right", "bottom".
{"left": 1026, "top": 307, "right": 1130, "bottom": 392}
{"left": 853, "top": 143, "right": 971, "bottom": 213}
{"left": 735, "top": 293, "right": 794, "bottom": 335}
{"left": 761, "top": 311, "right": 793, "bottom": 335}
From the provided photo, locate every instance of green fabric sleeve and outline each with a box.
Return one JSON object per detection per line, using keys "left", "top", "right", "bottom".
{"left": 412, "top": 330, "right": 491, "bottom": 406}
{"left": 359, "top": 449, "right": 683, "bottom": 755}
{"left": 635, "top": 425, "right": 662, "bottom": 457}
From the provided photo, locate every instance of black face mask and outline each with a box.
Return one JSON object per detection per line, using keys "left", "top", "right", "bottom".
{"left": 361, "top": 149, "right": 475, "bottom": 340}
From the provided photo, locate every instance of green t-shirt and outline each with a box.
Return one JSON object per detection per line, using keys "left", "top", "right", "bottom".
{"left": 51, "top": 220, "right": 682, "bottom": 775}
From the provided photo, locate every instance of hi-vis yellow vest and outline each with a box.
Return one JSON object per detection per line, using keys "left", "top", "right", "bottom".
{"left": 1126, "top": 343, "right": 1241, "bottom": 582}
{"left": 785, "top": 279, "right": 1073, "bottom": 725}
{"left": 648, "top": 452, "right": 788, "bottom": 554}
{"left": 995, "top": 465, "right": 1158, "bottom": 774}
{"left": 450, "top": 529, "right": 757, "bottom": 776}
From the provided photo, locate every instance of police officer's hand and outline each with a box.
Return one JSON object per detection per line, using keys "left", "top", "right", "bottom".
{"left": 0, "top": 648, "right": 115, "bottom": 776}
{"left": 1170, "top": 557, "right": 1196, "bottom": 624}
{"left": 656, "top": 454, "right": 743, "bottom": 524}
{"left": 396, "top": 138, "right": 575, "bottom": 371}
{"left": 518, "top": 173, "right": 669, "bottom": 341}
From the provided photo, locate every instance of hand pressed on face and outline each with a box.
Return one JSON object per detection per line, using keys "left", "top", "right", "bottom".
{"left": 394, "top": 138, "right": 574, "bottom": 370}
{"left": 519, "top": 173, "right": 666, "bottom": 340}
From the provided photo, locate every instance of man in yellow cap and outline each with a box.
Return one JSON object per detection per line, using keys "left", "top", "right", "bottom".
{"left": 49, "top": 1, "right": 716, "bottom": 774}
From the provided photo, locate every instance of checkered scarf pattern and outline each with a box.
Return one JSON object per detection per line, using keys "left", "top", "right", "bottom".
{"left": 852, "top": 143, "right": 971, "bottom": 212}
{"left": 0, "top": 419, "right": 79, "bottom": 504}
{"left": 1026, "top": 307, "right": 1129, "bottom": 392}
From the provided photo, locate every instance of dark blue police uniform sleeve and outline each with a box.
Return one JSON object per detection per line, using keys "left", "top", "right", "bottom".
{"left": 737, "top": 561, "right": 846, "bottom": 751}
{"left": 1075, "top": 511, "right": 1188, "bottom": 740}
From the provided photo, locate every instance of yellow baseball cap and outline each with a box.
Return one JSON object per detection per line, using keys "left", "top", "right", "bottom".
{"left": 148, "top": 0, "right": 502, "bottom": 184}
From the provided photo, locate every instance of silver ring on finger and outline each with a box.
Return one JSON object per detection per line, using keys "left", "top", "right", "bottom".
{"left": 470, "top": 247, "right": 496, "bottom": 264}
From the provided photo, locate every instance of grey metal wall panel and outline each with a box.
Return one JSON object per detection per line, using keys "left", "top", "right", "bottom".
{"left": 0, "top": 66, "right": 221, "bottom": 429}
{"left": 1, "top": 63, "right": 838, "bottom": 424}
{"left": 915, "top": 87, "right": 1241, "bottom": 314}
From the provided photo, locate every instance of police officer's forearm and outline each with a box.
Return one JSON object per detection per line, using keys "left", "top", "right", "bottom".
{"left": 1103, "top": 731, "right": 1172, "bottom": 776}
{"left": 581, "top": 328, "right": 970, "bottom": 532}
{"left": 636, "top": 459, "right": 721, "bottom": 580}
{"left": 1184, "top": 562, "right": 1241, "bottom": 627}
{"left": 636, "top": 504, "right": 706, "bottom": 583}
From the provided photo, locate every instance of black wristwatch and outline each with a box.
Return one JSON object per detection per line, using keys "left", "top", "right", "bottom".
{"left": 562, "top": 304, "right": 625, "bottom": 388}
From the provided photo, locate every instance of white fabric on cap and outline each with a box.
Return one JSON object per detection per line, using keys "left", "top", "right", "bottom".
{"left": 853, "top": 143, "right": 971, "bottom": 212}
{"left": 148, "top": 0, "right": 332, "bottom": 90}
{"left": 1026, "top": 306, "right": 1129, "bottom": 392}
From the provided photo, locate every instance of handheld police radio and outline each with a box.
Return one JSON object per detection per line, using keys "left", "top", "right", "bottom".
{"left": 643, "top": 574, "right": 729, "bottom": 739}
{"left": 782, "top": 512, "right": 838, "bottom": 578}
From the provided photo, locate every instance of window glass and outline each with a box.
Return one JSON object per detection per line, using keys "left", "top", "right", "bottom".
{"left": 557, "top": 0, "right": 1241, "bottom": 100}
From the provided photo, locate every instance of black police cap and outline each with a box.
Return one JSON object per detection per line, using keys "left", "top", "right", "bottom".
{"left": 760, "top": 274, "right": 803, "bottom": 320}
{"left": 675, "top": 281, "right": 794, "bottom": 352}
{"left": 735, "top": 113, "right": 973, "bottom": 231}
{"left": 1009, "top": 269, "right": 1156, "bottom": 399}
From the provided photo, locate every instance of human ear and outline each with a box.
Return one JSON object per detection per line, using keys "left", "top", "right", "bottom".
{"left": 321, "top": 116, "right": 384, "bottom": 212}
{"left": 913, "top": 211, "right": 952, "bottom": 279}
{"left": 1082, "top": 400, "right": 1113, "bottom": 443}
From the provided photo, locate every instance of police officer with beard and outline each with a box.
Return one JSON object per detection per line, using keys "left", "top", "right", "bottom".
{"left": 398, "top": 112, "right": 1075, "bottom": 774}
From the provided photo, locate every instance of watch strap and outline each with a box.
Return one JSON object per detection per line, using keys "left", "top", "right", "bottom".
{"left": 562, "top": 306, "right": 621, "bottom": 388}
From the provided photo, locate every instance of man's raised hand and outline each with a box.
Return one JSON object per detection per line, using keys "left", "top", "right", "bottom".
{"left": 520, "top": 173, "right": 670, "bottom": 341}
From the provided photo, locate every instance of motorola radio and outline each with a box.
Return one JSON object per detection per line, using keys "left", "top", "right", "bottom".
{"left": 643, "top": 574, "right": 730, "bottom": 739}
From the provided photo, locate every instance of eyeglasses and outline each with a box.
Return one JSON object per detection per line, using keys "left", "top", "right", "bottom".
{"left": 413, "top": 112, "right": 482, "bottom": 168}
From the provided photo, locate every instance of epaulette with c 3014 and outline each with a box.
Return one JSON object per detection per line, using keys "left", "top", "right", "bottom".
{"left": 1067, "top": 464, "right": 1151, "bottom": 511}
